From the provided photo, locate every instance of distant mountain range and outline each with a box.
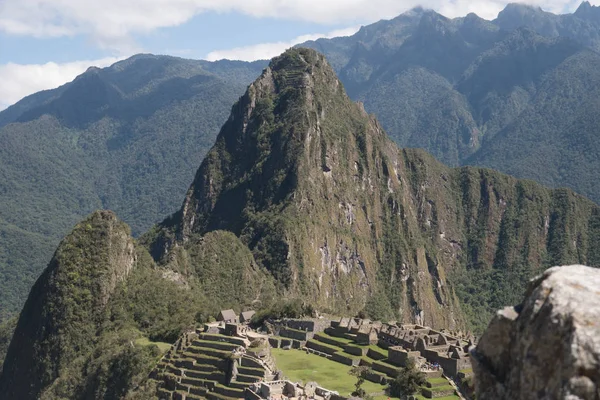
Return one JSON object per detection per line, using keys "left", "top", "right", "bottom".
{"left": 2, "top": 1, "right": 600, "bottom": 323}
{"left": 301, "top": 2, "right": 600, "bottom": 199}
{"left": 0, "top": 55, "right": 265, "bottom": 319}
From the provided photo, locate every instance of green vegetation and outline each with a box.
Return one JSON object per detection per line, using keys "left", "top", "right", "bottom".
{"left": 148, "top": 47, "right": 600, "bottom": 331}
{"left": 5, "top": 3, "right": 600, "bottom": 331}
{"left": 0, "top": 317, "right": 17, "bottom": 373}
{"left": 0, "top": 55, "right": 266, "bottom": 321}
{"left": 301, "top": 6, "right": 600, "bottom": 210}
{"left": 4, "top": 41, "right": 600, "bottom": 399}
{"left": 389, "top": 360, "right": 427, "bottom": 397}
{"left": 271, "top": 349, "right": 387, "bottom": 397}
{"left": 0, "top": 211, "right": 275, "bottom": 399}
{"left": 349, "top": 365, "right": 373, "bottom": 398}
{"left": 134, "top": 337, "right": 172, "bottom": 353}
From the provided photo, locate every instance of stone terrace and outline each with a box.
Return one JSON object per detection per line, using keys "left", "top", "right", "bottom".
{"left": 316, "top": 317, "right": 470, "bottom": 399}
{"left": 150, "top": 325, "right": 276, "bottom": 400}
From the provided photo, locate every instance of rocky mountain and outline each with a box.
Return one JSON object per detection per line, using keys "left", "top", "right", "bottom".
{"left": 147, "top": 48, "right": 600, "bottom": 332}
{"left": 0, "top": 54, "right": 267, "bottom": 320}
{"left": 5, "top": 2, "right": 600, "bottom": 326}
{"left": 300, "top": 2, "right": 600, "bottom": 206}
{"left": 2, "top": 47, "right": 600, "bottom": 399}
{"left": 495, "top": 2, "right": 600, "bottom": 50}
{"left": 472, "top": 265, "right": 600, "bottom": 399}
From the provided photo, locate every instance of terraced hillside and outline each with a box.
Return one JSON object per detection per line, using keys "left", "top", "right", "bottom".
{"left": 151, "top": 331, "right": 276, "bottom": 400}
{"left": 304, "top": 331, "right": 461, "bottom": 399}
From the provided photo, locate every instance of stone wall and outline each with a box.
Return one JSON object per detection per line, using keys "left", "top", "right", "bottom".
{"left": 279, "top": 327, "right": 312, "bottom": 341}
{"left": 388, "top": 347, "right": 421, "bottom": 367}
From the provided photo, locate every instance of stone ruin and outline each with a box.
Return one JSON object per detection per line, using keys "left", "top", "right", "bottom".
{"left": 150, "top": 318, "right": 278, "bottom": 400}
{"left": 246, "top": 380, "right": 339, "bottom": 400}
{"left": 267, "top": 318, "right": 330, "bottom": 349}
{"left": 328, "top": 318, "right": 473, "bottom": 377}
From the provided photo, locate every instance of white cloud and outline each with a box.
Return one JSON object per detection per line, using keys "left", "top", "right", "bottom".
{"left": 205, "top": 27, "right": 360, "bottom": 62}
{"left": 0, "top": 57, "right": 123, "bottom": 110}
{"left": 0, "top": 0, "right": 596, "bottom": 53}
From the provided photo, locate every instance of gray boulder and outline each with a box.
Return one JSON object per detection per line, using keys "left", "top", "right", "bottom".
{"left": 471, "top": 265, "right": 600, "bottom": 400}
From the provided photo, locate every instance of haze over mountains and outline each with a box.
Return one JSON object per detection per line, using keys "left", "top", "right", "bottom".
{"left": 2, "top": 1, "right": 600, "bottom": 327}
{"left": 2, "top": 48, "right": 599, "bottom": 399}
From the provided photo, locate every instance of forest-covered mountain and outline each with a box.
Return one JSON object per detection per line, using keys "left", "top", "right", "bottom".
{"left": 300, "top": 2, "right": 600, "bottom": 204}
{"left": 0, "top": 55, "right": 266, "bottom": 320}
{"left": 2, "top": 48, "right": 599, "bottom": 399}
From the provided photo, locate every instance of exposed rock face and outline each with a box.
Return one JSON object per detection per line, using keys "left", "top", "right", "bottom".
{"left": 471, "top": 265, "right": 600, "bottom": 400}
{"left": 149, "top": 48, "right": 600, "bottom": 329}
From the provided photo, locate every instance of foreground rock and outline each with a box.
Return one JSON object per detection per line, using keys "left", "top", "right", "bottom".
{"left": 471, "top": 265, "right": 600, "bottom": 400}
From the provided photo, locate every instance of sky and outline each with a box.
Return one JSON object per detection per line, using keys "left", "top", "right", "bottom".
{"left": 0, "top": 0, "right": 594, "bottom": 110}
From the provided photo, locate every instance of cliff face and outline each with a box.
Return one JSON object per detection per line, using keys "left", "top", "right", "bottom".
{"left": 471, "top": 265, "right": 600, "bottom": 399}
{"left": 149, "top": 48, "right": 600, "bottom": 330}
{"left": 0, "top": 211, "right": 136, "bottom": 399}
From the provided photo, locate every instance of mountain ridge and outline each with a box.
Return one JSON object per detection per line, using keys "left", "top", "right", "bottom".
{"left": 0, "top": 55, "right": 267, "bottom": 320}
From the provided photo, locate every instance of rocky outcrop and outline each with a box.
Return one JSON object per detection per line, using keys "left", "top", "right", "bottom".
{"left": 471, "top": 265, "right": 600, "bottom": 400}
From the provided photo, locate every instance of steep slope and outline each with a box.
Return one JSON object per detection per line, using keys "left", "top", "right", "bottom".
{"left": 6, "top": 3, "right": 600, "bottom": 326}
{"left": 299, "top": 4, "right": 600, "bottom": 205}
{"left": 0, "top": 211, "right": 137, "bottom": 399}
{"left": 149, "top": 48, "right": 600, "bottom": 333}
{"left": 0, "top": 211, "right": 275, "bottom": 399}
{"left": 0, "top": 54, "right": 267, "bottom": 320}
{"left": 466, "top": 48, "right": 600, "bottom": 203}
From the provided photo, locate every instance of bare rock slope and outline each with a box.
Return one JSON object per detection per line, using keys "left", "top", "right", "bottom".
{"left": 471, "top": 265, "right": 600, "bottom": 399}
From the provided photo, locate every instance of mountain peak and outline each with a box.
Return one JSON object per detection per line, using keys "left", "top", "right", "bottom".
{"left": 501, "top": 2, "right": 543, "bottom": 14}
{"left": 0, "top": 210, "right": 136, "bottom": 399}
{"left": 164, "top": 48, "right": 366, "bottom": 240}
{"left": 266, "top": 48, "right": 339, "bottom": 91}
{"left": 576, "top": 1, "right": 592, "bottom": 12}
{"left": 496, "top": 2, "right": 547, "bottom": 22}
{"left": 574, "top": 1, "right": 600, "bottom": 20}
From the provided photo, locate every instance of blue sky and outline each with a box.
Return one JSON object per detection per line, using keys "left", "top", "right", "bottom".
{"left": 0, "top": 0, "right": 593, "bottom": 109}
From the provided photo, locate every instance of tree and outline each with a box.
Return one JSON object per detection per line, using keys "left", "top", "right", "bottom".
{"left": 388, "top": 359, "right": 426, "bottom": 397}
{"left": 350, "top": 365, "right": 372, "bottom": 398}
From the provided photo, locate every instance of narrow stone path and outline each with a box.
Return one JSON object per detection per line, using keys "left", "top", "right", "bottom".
{"left": 445, "top": 375, "right": 467, "bottom": 400}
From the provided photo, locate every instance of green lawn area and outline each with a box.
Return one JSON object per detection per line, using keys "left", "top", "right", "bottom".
{"left": 426, "top": 377, "right": 449, "bottom": 386}
{"left": 315, "top": 332, "right": 354, "bottom": 343}
{"left": 272, "top": 349, "right": 392, "bottom": 397}
{"left": 135, "top": 337, "right": 172, "bottom": 353}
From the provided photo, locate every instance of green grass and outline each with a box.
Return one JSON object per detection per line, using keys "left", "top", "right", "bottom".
{"left": 426, "top": 377, "right": 449, "bottom": 386}
{"left": 315, "top": 332, "right": 353, "bottom": 344}
{"left": 135, "top": 337, "right": 172, "bottom": 353}
{"left": 367, "top": 344, "right": 388, "bottom": 357}
{"left": 271, "top": 349, "right": 391, "bottom": 397}
{"left": 415, "top": 396, "right": 460, "bottom": 400}
{"left": 427, "top": 384, "right": 455, "bottom": 392}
